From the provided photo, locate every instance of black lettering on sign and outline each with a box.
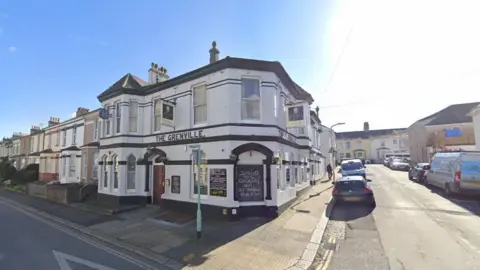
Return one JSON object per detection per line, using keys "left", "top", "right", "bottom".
{"left": 156, "top": 130, "right": 205, "bottom": 142}
{"left": 236, "top": 165, "right": 264, "bottom": 202}
{"left": 209, "top": 168, "right": 227, "bottom": 197}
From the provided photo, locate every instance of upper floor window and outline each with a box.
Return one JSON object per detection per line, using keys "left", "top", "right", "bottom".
{"left": 346, "top": 141, "right": 351, "bottom": 149}
{"left": 72, "top": 126, "right": 77, "bottom": 145}
{"left": 46, "top": 134, "right": 50, "bottom": 149}
{"left": 193, "top": 85, "right": 207, "bottom": 125}
{"left": 93, "top": 120, "right": 99, "bottom": 141}
{"left": 62, "top": 130, "right": 66, "bottom": 146}
{"left": 129, "top": 100, "right": 138, "bottom": 133}
{"left": 56, "top": 131, "right": 60, "bottom": 146}
{"left": 104, "top": 105, "right": 111, "bottom": 136}
{"left": 154, "top": 99, "right": 162, "bottom": 131}
{"left": 30, "top": 138, "right": 34, "bottom": 152}
{"left": 115, "top": 102, "right": 121, "bottom": 133}
{"left": 393, "top": 139, "right": 397, "bottom": 145}
{"left": 241, "top": 78, "right": 260, "bottom": 120}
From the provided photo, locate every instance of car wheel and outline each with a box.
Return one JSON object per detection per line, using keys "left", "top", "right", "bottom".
{"left": 444, "top": 184, "right": 452, "bottom": 197}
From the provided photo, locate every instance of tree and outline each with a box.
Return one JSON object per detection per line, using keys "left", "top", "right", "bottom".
{"left": 0, "top": 157, "right": 17, "bottom": 182}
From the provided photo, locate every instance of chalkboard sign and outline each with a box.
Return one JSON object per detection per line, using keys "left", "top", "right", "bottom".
{"left": 236, "top": 165, "right": 264, "bottom": 202}
{"left": 209, "top": 168, "right": 227, "bottom": 197}
{"left": 171, "top": 175, "right": 180, "bottom": 194}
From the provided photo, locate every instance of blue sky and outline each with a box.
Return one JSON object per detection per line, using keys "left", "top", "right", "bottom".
{"left": 1, "top": 0, "right": 480, "bottom": 137}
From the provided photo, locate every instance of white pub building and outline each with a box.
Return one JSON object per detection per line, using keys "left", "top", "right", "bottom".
{"left": 96, "top": 42, "right": 324, "bottom": 220}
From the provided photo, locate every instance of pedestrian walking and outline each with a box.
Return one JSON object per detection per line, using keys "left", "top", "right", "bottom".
{"left": 327, "top": 164, "right": 333, "bottom": 181}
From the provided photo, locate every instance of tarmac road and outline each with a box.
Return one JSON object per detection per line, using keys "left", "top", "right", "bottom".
{"left": 0, "top": 199, "right": 167, "bottom": 270}
{"left": 312, "top": 164, "right": 480, "bottom": 270}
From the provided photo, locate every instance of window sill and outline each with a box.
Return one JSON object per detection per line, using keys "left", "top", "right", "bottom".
{"left": 240, "top": 119, "right": 261, "bottom": 123}
{"left": 193, "top": 123, "right": 208, "bottom": 128}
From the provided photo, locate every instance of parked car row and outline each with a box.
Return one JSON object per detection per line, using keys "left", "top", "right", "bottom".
{"left": 406, "top": 150, "right": 480, "bottom": 197}
{"left": 384, "top": 157, "right": 410, "bottom": 171}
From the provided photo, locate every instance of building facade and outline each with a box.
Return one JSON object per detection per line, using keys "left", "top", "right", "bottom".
{"left": 336, "top": 122, "right": 407, "bottom": 163}
{"left": 408, "top": 102, "right": 479, "bottom": 163}
{"left": 58, "top": 108, "right": 89, "bottom": 184}
{"left": 318, "top": 124, "right": 336, "bottom": 168}
{"left": 81, "top": 109, "right": 101, "bottom": 184}
{"left": 94, "top": 42, "right": 319, "bottom": 219}
{"left": 39, "top": 117, "right": 61, "bottom": 182}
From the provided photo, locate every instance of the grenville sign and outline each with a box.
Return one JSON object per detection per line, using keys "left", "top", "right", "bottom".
{"left": 156, "top": 130, "right": 206, "bottom": 142}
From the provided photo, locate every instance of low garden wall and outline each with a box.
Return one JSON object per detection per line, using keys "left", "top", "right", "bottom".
{"left": 26, "top": 182, "right": 47, "bottom": 197}
{"left": 45, "top": 184, "right": 82, "bottom": 204}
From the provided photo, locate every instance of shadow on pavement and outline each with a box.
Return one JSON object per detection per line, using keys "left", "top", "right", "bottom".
{"left": 162, "top": 217, "right": 268, "bottom": 267}
{"left": 328, "top": 203, "right": 375, "bottom": 222}
{"left": 425, "top": 185, "right": 480, "bottom": 215}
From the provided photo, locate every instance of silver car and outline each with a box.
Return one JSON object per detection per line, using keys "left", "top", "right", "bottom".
{"left": 390, "top": 158, "right": 410, "bottom": 171}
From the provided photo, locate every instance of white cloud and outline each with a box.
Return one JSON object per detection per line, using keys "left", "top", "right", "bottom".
{"left": 7, "top": 46, "right": 17, "bottom": 52}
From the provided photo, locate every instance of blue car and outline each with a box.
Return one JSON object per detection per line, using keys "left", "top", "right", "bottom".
{"left": 340, "top": 159, "right": 366, "bottom": 179}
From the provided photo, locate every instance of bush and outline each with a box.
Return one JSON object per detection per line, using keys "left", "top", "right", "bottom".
{"left": 11, "top": 169, "right": 38, "bottom": 185}
{"left": 0, "top": 158, "right": 17, "bottom": 182}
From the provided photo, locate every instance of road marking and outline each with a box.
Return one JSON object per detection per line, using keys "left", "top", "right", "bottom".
{"left": 316, "top": 237, "right": 336, "bottom": 270}
{"left": 53, "top": 250, "right": 116, "bottom": 270}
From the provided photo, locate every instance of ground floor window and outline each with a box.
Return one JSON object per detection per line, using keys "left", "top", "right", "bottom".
{"left": 193, "top": 166, "right": 208, "bottom": 195}
{"left": 69, "top": 156, "right": 76, "bottom": 177}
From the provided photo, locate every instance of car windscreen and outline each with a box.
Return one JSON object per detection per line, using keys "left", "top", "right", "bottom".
{"left": 341, "top": 162, "right": 363, "bottom": 170}
{"left": 335, "top": 180, "right": 365, "bottom": 191}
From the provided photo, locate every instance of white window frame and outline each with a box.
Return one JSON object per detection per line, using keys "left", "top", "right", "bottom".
{"left": 115, "top": 102, "right": 121, "bottom": 134}
{"left": 126, "top": 154, "right": 136, "bottom": 191}
{"left": 82, "top": 154, "right": 87, "bottom": 180}
{"left": 240, "top": 77, "right": 262, "bottom": 122}
{"left": 102, "top": 155, "right": 108, "bottom": 189}
{"left": 112, "top": 155, "right": 119, "bottom": 191}
{"left": 69, "top": 156, "right": 76, "bottom": 177}
{"left": 93, "top": 120, "right": 99, "bottom": 141}
{"left": 129, "top": 100, "right": 138, "bottom": 133}
{"left": 56, "top": 131, "right": 60, "bottom": 146}
{"left": 192, "top": 84, "right": 208, "bottom": 126}
{"left": 72, "top": 126, "right": 77, "bottom": 145}
{"left": 104, "top": 104, "right": 111, "bottom": 136}
{"left": 92, "top": 151, "right": 99, "bottom": 180}
{"left": 62, "top": 158, "right": 66, "bottom": 177}
{"left": 153, "top": 98, "right": 162, "bottom": 132}
{"left": 62, "top": 130, "right": 67, "bottom": 146}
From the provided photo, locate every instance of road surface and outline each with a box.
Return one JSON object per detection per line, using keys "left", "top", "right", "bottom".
{"left": 0, "top": 199, "right": 166, "bottom": 270}
{"left": 312, "top": 164, "right": 480, "bottom": 270}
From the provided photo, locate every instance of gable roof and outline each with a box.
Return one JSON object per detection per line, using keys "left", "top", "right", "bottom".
{"left": 414, "top": 102, "right": 480, "bottom": 126}
{"left": 336, "top": 128, "right": 406, "bottom": 140}
{"left": 97, "top": 57, "right": 314, "bottom": 103}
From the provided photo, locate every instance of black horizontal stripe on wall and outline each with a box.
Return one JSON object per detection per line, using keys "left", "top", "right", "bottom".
{"left": 76, "top": 155, "right": 82, "bottom": 158}
{"left": 118, "top": 161, "right": 127, "bottom": 165}
{"left": 100, "top": 135, "right": 310, "bottom": 150}
{"left": 107, "top": 161, "right": 113, "bottom": 165}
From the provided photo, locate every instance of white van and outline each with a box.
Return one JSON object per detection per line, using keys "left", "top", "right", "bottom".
{"left": 425, "top": 151, "right": 480, "bottom": 196}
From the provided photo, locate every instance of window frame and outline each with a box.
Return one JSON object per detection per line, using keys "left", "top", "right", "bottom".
{"left": 153, "top": 98, "right": 162, "bottom": 132}
{"left": 112, "top": 155, "right": 119, "bottom": 191}
{"left": 102, "top": 155, "right": 108, "bottom": 188}
{"left": 93, "top": 120, "right": 99, "bottom": 141}
{"left": 129, "top": 100, "right": 138, "bottom": 133}
{"left": 72, "top": 125, "right": 77, "bottom": 145}
{"left": 115, "top": 102, "right": 121, "bottom": 134}
{"left": 68, "top": 156, "right": 76, "bottom": 177}
{"left": 126, "top": 154, "right": 136, "bottom": 191}
{"left": 62, "top": 130, "right": 67, "bottom": 146}
{"left": 104, "top": 104, "right": 111, "bottom": 136}
{"left": 92, "top": 151, "right": 99, "bottom": 180}
{"left": 240, "top": 77, "right": 262, "bottom": 122}
{"left": 82, "top": 154, "right": 87, "bottom": 180}
{"left": 192, "top": 84, "right": 208, "bottom": 126}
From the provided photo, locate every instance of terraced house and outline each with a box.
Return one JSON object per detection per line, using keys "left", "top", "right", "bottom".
{"left": 39, "top": 117, "right": 61, "bottom": 181}
{"left": 94, "top": 41, "right": 322, "bottom": 220}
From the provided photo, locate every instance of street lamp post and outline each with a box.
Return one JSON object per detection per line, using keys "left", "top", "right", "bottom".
{"left": 329, "top": 122, "right": 345, "bottom": 182}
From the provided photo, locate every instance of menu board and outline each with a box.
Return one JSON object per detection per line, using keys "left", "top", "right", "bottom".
{"left": 171, "top": 175, "right": 180, "bottom": 194}
{"left": 236, "top": 165, "right": 264, "bottom": 202}
{"left": 209, "top": 168, "right": 227, "bottom": 197}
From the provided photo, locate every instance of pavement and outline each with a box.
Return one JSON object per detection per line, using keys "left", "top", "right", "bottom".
{"left": 0, "top": 199, "right": 169, "bottom": 270}
{"left": 311, "top": 164, "right": 480, "bottom": 270}
{"left": 0, "top": 176, "right": 334, "bottom": 270}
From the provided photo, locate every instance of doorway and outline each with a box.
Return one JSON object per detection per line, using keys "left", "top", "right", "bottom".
{"left": 153, "top": 165, "right": 165, "bottom": 205}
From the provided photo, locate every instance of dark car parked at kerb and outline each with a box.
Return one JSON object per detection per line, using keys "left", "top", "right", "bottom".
{"left": 332, "top": 175, "right": 375, "bottom": 206}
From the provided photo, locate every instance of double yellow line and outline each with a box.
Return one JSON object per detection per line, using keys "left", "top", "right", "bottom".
{"left": 316, "top": 236, "right": 336, "bottom": 270}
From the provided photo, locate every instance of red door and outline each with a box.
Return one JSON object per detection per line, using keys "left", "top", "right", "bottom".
{"left": 153, "top": 165, "right": 165, "bottom": 204}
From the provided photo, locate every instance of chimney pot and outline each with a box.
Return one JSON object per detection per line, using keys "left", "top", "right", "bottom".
{"left": 209, "top": 40, "right": 220, "bottom": 64}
